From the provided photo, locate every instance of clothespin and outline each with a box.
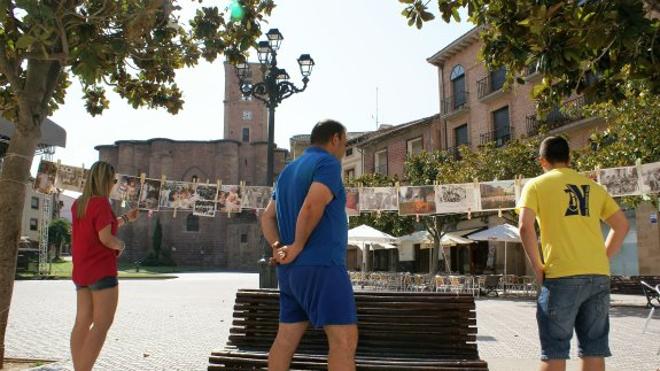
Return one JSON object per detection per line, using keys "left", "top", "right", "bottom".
{"left": 173, "top": 207, "right": 177, "bottom": 219}
{"left": 416, "top": 214, "right": 420, "bottom": 223}
{"left": 498, "top": 208, "right": 503, "bottom": 218}
{"left": 467, "top": 207, "right": 472, "bottom": 220}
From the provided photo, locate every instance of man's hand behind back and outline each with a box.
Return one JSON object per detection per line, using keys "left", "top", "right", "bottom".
{"left": 275, "top": 244, "right": 303, "bottom": 265}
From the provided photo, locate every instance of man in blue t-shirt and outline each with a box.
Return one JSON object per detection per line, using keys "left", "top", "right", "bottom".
{"left": 260, "top": 119, "right": 358, "bottom": 371}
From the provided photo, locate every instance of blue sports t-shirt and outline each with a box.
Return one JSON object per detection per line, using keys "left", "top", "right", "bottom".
{"left": 273, "top": 146, "right": 347, "bottom": 266}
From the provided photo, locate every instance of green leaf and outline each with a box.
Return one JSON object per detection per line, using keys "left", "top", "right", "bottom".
{"left": 420, "top": 11, "right": 435, "bottom": 22}
{"left": 15, "top": 35, "right": 35, "bottom": 49}
{"left": 451, "top": 8, "right": 460, "bottom": 22}
{"left": 532, "top": 83, "right": 546, "bottom": 98}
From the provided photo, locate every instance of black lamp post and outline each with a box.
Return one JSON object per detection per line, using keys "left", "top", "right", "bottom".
{"left": 235, "top": 28, "right": 315, "bottom": 288}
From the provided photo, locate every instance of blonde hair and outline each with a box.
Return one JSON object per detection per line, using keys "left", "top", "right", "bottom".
{"left": 77, "top": 161, "right": 115, "bottom": 218}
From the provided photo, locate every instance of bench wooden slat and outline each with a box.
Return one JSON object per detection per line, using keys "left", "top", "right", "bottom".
{"left": 209, "top": 289, "right": 488, "bottom": 370}
{"left": 209, "top": 352, "right": 489, "bottom": 370}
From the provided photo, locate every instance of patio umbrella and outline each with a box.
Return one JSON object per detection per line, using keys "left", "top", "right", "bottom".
{"left": 467, "top": 223, "right": 521, "bottom": 292}
{"left": 348, "top": 225, "right": 397, "bottom": 272}
{"left": 398, "top": 230, "right": 473, "bottom": 273}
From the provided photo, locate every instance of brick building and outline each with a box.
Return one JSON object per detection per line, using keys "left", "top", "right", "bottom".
{"left": 95, "top": 62, "right": 288, "bottom": 270}
{"left": 347, "top": 27, "right": 658, "bottom": 276}
{"left": 357, "top": 115, "right": 442, "bottom": 179}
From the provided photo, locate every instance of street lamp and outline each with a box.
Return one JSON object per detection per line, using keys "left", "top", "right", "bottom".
{"left": 234, "top": 28, "right": 314, "bottom": 288}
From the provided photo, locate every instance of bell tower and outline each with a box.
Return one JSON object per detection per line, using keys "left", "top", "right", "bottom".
{"left": 223, "top": 62, "right": 268, "bottom": 143}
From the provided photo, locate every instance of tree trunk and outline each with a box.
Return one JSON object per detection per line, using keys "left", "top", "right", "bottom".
{"left": 0, "top": 125, "right": 40, "bottom": 367}
{"left": 0, "top": 58, "right": 62, "bottom": 367}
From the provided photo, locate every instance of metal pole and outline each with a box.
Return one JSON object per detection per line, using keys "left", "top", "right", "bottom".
{"left": 504, "top": 241, "right": 508, "bottom": 294}
{"left": 259, "top": 93, "right": 278, "bottom": 289}
{"left": 266, "top": 105, "right": 275, "bottom": 186}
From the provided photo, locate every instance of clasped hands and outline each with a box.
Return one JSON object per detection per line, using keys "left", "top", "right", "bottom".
{"left": 269, "top": 241, "right": 302, "bottom": 266}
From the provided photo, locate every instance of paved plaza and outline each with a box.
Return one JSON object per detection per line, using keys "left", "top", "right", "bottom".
{"left": 7, "top": 273, "right": 659, "bottom": 370}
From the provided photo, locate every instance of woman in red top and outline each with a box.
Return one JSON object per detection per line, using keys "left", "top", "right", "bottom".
{"left": 70, "top": 161, "right": 139, "bottom": 371}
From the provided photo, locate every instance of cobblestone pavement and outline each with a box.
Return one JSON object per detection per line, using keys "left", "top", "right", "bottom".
{"left": 8, "top": 274, "right": 659, "bottom": 371}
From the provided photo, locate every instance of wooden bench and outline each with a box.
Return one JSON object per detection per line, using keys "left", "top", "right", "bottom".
{"left": 209, "top": 289, "right": 488, "bottom": 370}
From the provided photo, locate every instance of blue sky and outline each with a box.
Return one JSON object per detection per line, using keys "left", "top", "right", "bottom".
{"left": 45, "top": 0, "right": 473, "bottom": 171}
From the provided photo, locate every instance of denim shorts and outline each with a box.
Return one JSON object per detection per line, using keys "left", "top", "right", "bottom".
{"left": 537, "top": 275, "right": 611, "bottom": 360}
{"left": 75, "top": 276, "right": 118, "bottom": 291}
{"left": 277, "top": 265, "right": 357, "bottom": 329}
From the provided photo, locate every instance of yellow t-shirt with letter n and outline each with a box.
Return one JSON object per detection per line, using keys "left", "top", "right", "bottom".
{"left": 518, "top": 168, "right": 620, "bottom": 279}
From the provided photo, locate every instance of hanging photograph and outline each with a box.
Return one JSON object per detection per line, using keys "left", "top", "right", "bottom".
{"left": 479, "top": 180, "right": 516, "bottom": 211}
{"left": 34, "top": 160, "right": 57, "bottom": 194}
{"left": 218, "top": 185, "right": 242, "bottom": 213}
{"left": 193, "top": 200, "right": 216, "bottom": 217}
{"left": 138, "top": 178, "right": 162, "bottom": 211}
{"left": 54, "top": 164, "right": 88, "bottom": 193}
{"left": 110, "top": 174, "right": 141, "bottom": 208}
{"left": 345, "top": 187, "right": 360, "bottom": 216}
{"left": 241, "top": 186, "right": 272, "bottom": 210}
{"left": 358, "top": 187, "right": 398, "bottom": 211}
{"left": 159, "top": 181, "right": 196, "bottom": 209}
{"left": 398, "top": 186, "right": 436, "bottom": 216}
{"left": 640, "top": 162, "right": 660, "bottom": 194}
{"left": 597, "top": 166, "right": 641, "bottom": 197}
{"left": 435, "top": 183, "right": 478, "bottom": 214}
{"left": 194, "top": 183, "right": 219, "bottom": 203}
{"left": 514, "top": 179, "right": 532, "bottom": 204}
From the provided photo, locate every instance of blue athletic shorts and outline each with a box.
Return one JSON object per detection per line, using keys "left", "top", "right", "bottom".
{"left": 277, "top": 265, "right": 358, "bottom": 329}
{"left": 537, "top": 275, "right": 611, "bottom": 360}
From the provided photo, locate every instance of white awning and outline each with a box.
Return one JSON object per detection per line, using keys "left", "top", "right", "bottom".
{"left": 467, "top": 223, "right": 521, "bottom": 243}
{"left": 348, "top": 224, "right": 397, "bottom": 244}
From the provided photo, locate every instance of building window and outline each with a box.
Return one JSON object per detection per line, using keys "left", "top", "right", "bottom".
{"left": 345, "top": 168, "right": 355, "bottom": 179}
{"left": 493, "top": 106, "right": 511, "bottom": 147}
{"left": 450, "top": 65, "right": 466, "bottom": 108}
{"left": 374, "top": 149, "right": 388, "bottom": 175}
{"left": 242, "top": 128, "right": 250, "bottom": 143}
{"left": 240, "top": 234, "right": 248, "bottom": 243}
{"left": 242, "top": 110, "right": 253, "bottom": 121}
{"left": 406, "top": 137, "right": 423, "bottom": 156}
{"left": 29, "top": 218, "right": 38, "bottom": 231}
{"left": 346, "top": 148, "right": 353, "bottom": 157}
{"left": 186, "top": 214, "right": 199, "bottom": 232}
{"left": 31, "top": 197, "right": 39, "bottom": 209}
{"left": 455, "top": 124, "right": 469, "bottom": 147}
{"left": 490, "top": 66, "right": 506, "bottom": 92}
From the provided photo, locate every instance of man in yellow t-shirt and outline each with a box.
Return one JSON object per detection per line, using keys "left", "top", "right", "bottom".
{"left": 518, "top": 136, "right": 629, "bottom": 371}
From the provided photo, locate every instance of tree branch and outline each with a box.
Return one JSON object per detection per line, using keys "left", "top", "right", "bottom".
{"left": 54, "top": 14, "right": 71, "bottom": 62}
{"left": 0, "top": 43, "right": 22, "bottom": 93}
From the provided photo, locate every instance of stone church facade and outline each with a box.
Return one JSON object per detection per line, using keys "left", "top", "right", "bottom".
{"left": 95, "top": 63, "right": 287, "bottom": 270}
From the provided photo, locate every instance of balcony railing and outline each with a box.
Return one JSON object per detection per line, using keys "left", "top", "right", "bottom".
{"left": 526, "top": 95, "right": 590, "bottom": 136}
{"left": 441, "top": 92, "right": 469, "bottom": 116}
{"left": 477, "top": 71, "right": 505, "bottom": 99}
{"left": 480, "top": 128, "right": 513, "bottom": 147}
